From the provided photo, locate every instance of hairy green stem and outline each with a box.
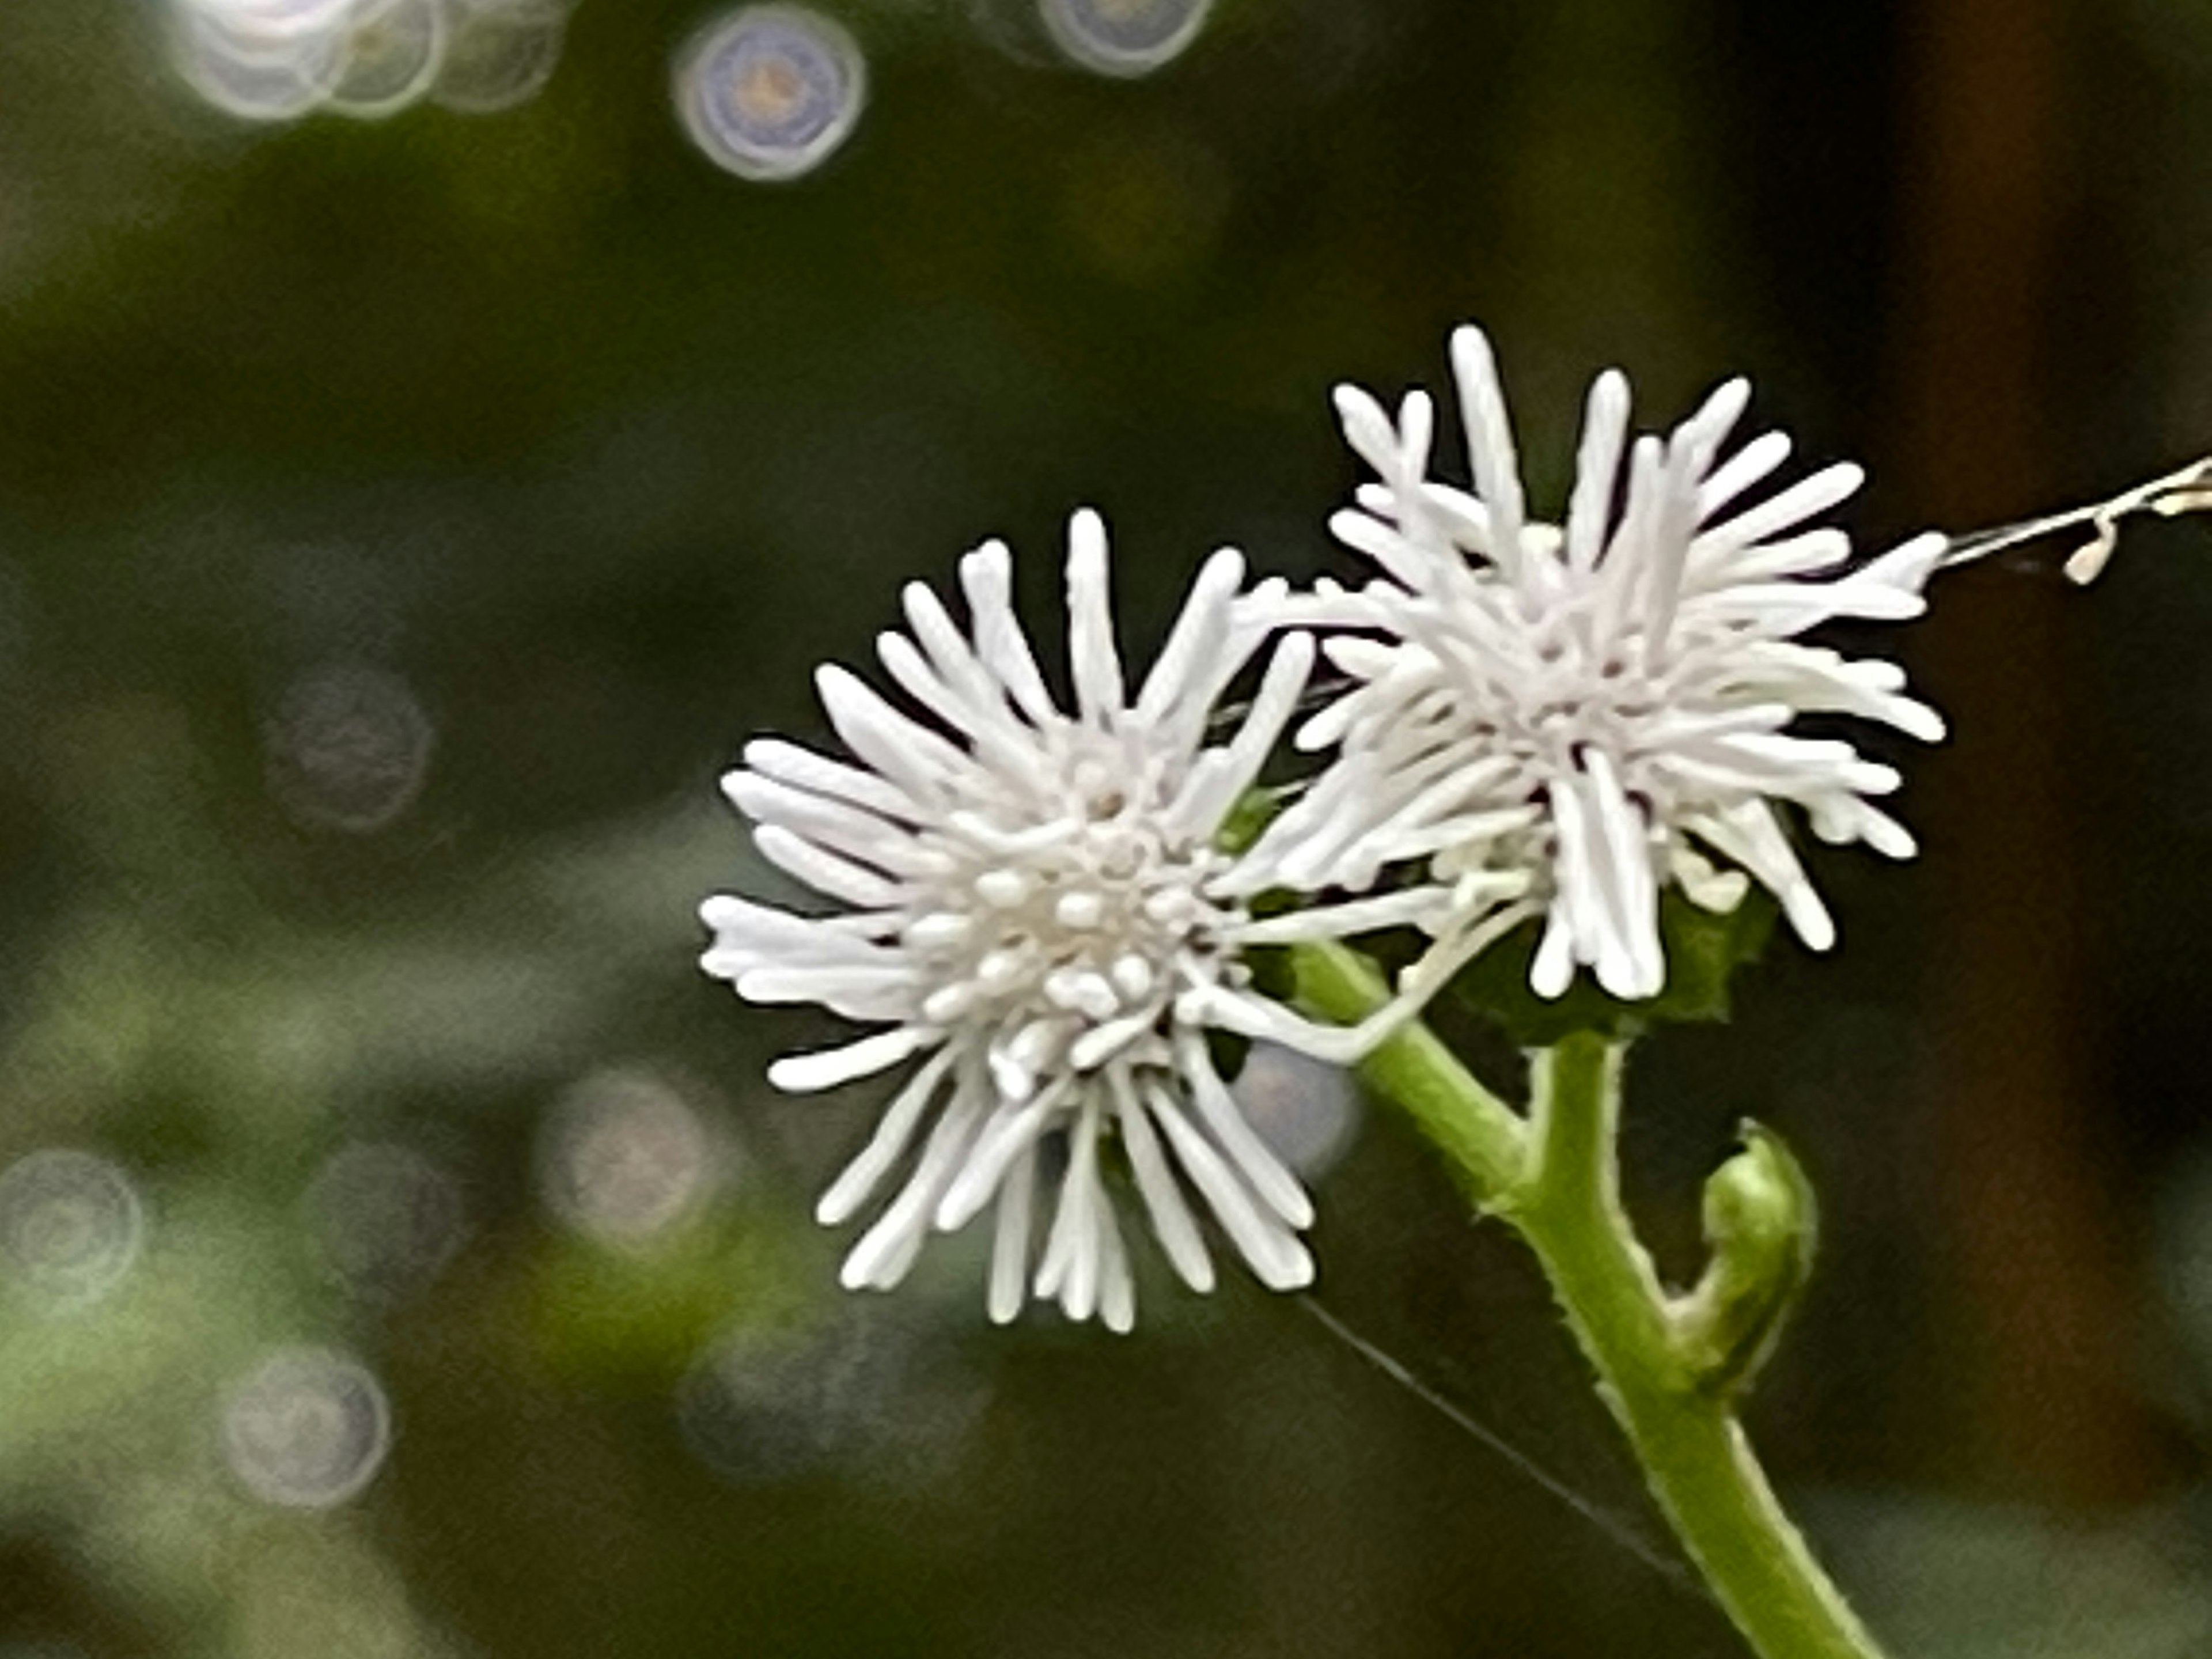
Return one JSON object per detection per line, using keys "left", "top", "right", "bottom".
{"left": 1521, "top": 1037, "right": 1885, "bottom": 1659}
{"left": 1285, "top": 942, "right": 1527, "bottom": 1206}
{"left": 1292, "top": 943, "right": 1888, "bottom": 1659}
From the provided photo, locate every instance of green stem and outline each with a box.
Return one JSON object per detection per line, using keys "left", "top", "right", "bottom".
{"left": 1291, "top": 946, "right": 1887, "bottom": 1659}
{"left": 1289, "top": 942, "right": 1528, "bottom": 1206}
{"left": 1523, "top": 1037, "right": 1884, "bottom": 1659}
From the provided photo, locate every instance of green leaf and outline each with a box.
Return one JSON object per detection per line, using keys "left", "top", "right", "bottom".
{"left": 1443, "top": 888, "right": 1778, "bottom": 1047}
{"left": 1216, "top": 785, "right": 1286, "bottom": 857}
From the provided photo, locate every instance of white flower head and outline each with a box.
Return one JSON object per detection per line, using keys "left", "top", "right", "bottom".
{"left": 1232, "top": 326, "right": 1948, "bottom": 1003}
{"left": 703, "top": 510, "right": 1408, "bottom": 1331}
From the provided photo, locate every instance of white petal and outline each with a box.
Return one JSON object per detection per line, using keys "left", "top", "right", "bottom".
{"left": 1330, "top": 507, "right": 1441, "bottom": 591}
{"left": 1669, "top": 843, "right": 1751, "bottom": 913}
{"left": 1691, "top": 802, "right": 1835, "bottom": 950}
{"left": 1096, "top": 1202, "right": 1136, "bottom": 1334}
{"left": 1135, "top": 546, "right": 1244, "bottom": 729}
{"left": 902, "top": 577, "right": 1003, "bottom": 713}
{"left": 1565, "top": 368, "right": 1631, "bottom": 572}
{"left": 1063, "top": 509, "right": 1125, "bottom": 723}
{"left": 1449, "top": 325, "right": 1528, "bottom": 582}
{"left": 1035, "top": 1099, "right": 1107, "bottom": 1317}
{"left": 753, "top": 824, "right": 904, "bottom": 910}
{"left": 1333, "top": 382, "right": 1406, "bottom": 482}
{"left": 1545, "top": 773, "right": 1605, "bottom": 978}
{"left": 1698, "top": 430, "right": 1791, "bottom": 519}
{"left": 1584, "top": 752, "right": 1663, "bottom": 998}
{"left": 1149, "top": 1084, "right": 1313, "bottom": 1291}
{"left": 1859, "top": 529, "right": 1946, "bottom": 597}
{"left": 816, "top": 1047, "right": 961, "bottom": 1225}
{"left": 1699, "top": 461, "right": 1863, "bottom": 555}
{"left": 815, "top": 664, "right": 974, "bottom": 803}
{"left": 725, "top": 771, "right": 938, "bottom": 878}
{"left": 1184, "top": 1095, "right": 1315, "bottom": 1235}
{"left": 987, "top": 1146, "right": 1037, "bottom": 1324}
{"left": 743, "top": 737, "right": 923, "bottom": 823}
{"left": 1677, "top": 376, "right": 1752, "bottom": 462}
{"left": 838, "top": 1078, "right": 990, "bottom": 1289}
{"left": 1531, "top": 907, "right": 1577, "bottom": 999}
{"left": 1169, "top": 631, "right": 1314, "bottom": 839}
{"left": 1228, "top": 887, "right": 1444, "bottom": 945}
{"left": 935, "top": 1073, "right": 1074, "bottom": 1230}
{"left": 1178, "top": 1029, "right": 1315, "bottom": 1229}
{"left": 959, "top": 539, "right": 1058, "bottom": 722}
{"left": 1112, "top": 1069, "right": 1215, "bottom": 1292}
{"left": 769, "top": 1027, "right": 930, "bottom": 1093}
{"left": 699, "top": 894, "right": 892, "bottom": 979}
{"left": 735, "top": 962, "right": 912, "bottom": 1021}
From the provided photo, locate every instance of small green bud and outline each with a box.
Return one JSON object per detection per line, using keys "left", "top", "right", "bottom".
{"left": 1671, "top": 1121, "right": 1818, "bottom": 1398}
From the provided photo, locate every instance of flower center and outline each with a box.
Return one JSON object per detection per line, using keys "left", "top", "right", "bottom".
{"left": 900, "top": 743, "right": 1234, "bottom": 1075}
{"left": 1431, "top": 594, "right": 1718, "bottom": 812}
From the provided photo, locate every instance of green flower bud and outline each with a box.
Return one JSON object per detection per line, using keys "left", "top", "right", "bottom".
{"left": 1672, "top": 1122, "right": 1818, "bottom": 1398}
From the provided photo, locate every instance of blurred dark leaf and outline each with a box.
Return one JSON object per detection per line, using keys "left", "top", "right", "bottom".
{"left": 1445, "top": 888, "right": 1777, "bottom": 1048}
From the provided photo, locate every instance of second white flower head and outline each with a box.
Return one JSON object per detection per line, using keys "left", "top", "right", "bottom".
{"left": 1234, "top": 326, "right": 1948, "bottom": 1002}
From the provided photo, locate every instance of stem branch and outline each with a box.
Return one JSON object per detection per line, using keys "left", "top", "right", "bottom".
{"left": 1291, "top": 940, "right": 1527, "bottom": 1207}
{"left": 1291, "top": 945, "right": 1887, "bottom": 1659}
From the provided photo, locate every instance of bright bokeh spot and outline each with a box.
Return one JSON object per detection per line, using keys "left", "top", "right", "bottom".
{"left": 219, "top": 1346, "right": 393, "bottom": 1509}
{"left": 0, "top": 1149, "right": 146, "bottom": 1312}
{"left": 170, "top": 2, "right": 344, "bottom": 122}
{"left": 166, "top": 0, "right": 571, "bottom": 122}
{"left": 1039, "top": 0, "right": 1211, "bottom": 77}
{"left": 539, "top": 1069, "right": 724, "bottom": 1247}
{"left": 1231, "top": 1041, "right": 1361, "bottom": 1178}
{"left": 674, "top": 6, "right": 868, "bottom": 181}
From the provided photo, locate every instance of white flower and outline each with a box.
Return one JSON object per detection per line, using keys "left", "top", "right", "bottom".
{"left": 1230, "top": 326, "right": 1948, "bottom": 1003}
{"left": 702, "top": 511, "right": 1418, "bottom": 1330}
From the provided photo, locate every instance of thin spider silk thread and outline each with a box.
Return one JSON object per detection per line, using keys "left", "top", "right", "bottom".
{"left": 1296, "top": 1296, "right": 1710, "bottom": 1601}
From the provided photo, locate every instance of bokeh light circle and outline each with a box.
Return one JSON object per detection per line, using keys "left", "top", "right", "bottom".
{"left": 432, "top": 0, "right": 570, "bottom": 113}
{"left": 539, "top": 1069, "right": 722, "bottom": 1247}
{"left": 265, "top": 662, "right": 435, "bottom": 832}
{"left": 168, "top": 0, "right": 571, "bottom": 120}
{"left": 1039, "top": 0, "right": 1212, "bottom": 76}
{"left": 200, "top": 0, "right": 357, "bottom": 37}
{"left": 1231, "top": 1042, "right": 1361, "bottom": 1179}
{"left": 674, "top": 6, "right": 869, "bottom": 182}
{"left": 219, "top": 1346, "right": 393, "bottom": 1509}
{"left": 0, "top": 1149, "right": 146, "bottom": 1311}
{"left": 305, "top": 1142, "right": 467, "bottom": 1301}
{"left": 170, "top": 3, "right": 344, "bottom": 123}
{"left": 677, "top": 1312, "right": 986, "bottom": 1488}
{"left": 316, "top": 0, "right": 447, "bottom": 118}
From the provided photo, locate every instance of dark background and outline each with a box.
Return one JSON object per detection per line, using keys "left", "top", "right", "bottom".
{"left": 1, "top": 1, "right": 2210, "bottom": 1654}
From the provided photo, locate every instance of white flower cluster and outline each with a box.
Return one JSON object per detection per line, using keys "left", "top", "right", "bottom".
{"left": 1237, "top": 328, "right": 1945, "bottom": 1001}
{"left": 169, "top": 0, "right": 573, "bottom": 124}
{"left": 704, "top": 327, "right": 1947, "bottom": 1327}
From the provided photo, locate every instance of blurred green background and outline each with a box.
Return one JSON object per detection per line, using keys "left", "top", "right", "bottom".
{"left": 1, "top": 0, "right": 2210, "bottom": 1654}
